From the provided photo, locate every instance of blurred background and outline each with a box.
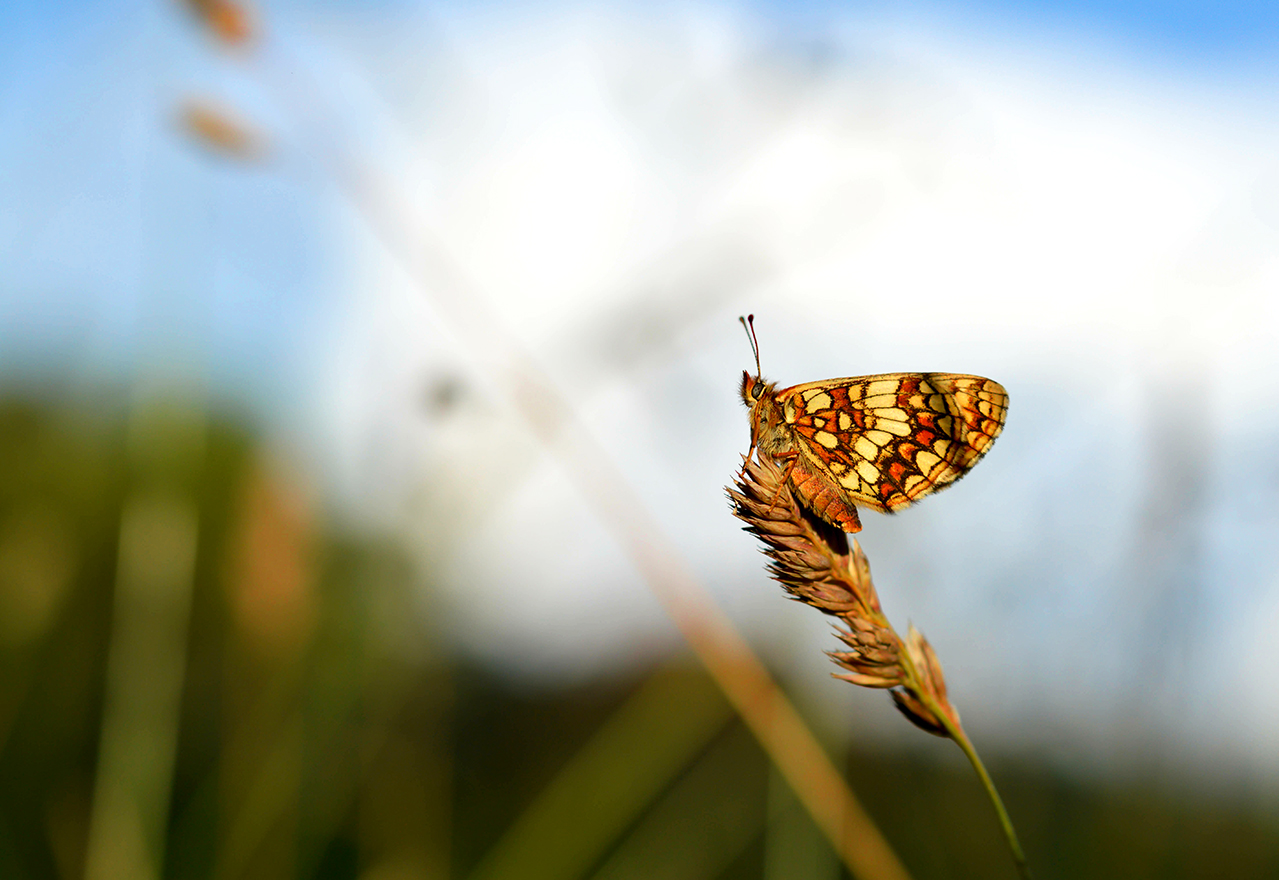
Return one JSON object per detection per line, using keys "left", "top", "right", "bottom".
{"left": 3, "top": 0, "right": 1279, "bottom": 877}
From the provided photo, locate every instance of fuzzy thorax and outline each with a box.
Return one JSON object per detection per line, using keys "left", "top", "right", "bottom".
{"left": 740, "top": 371, "right": 793, "bottom": 457}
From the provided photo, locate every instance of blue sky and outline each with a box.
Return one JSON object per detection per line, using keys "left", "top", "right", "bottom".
{"left": 738, "top": 0, "right": 1279, "bottom": 80}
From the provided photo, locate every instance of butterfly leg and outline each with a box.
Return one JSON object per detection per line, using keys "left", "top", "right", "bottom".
{"left": 759, "top": 449, "right": 862, "bottom": 532}
{"left": 764, "top": 450, "right": 799, "bottom": 515}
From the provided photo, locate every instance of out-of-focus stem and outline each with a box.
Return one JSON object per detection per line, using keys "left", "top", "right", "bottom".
{"left": 230, "top": 35, "right": 914, "bottom": 880}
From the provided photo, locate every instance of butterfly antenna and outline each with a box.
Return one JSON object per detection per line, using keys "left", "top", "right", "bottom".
{"left": 739, "top": 314, "right": 762, "bottom": 377}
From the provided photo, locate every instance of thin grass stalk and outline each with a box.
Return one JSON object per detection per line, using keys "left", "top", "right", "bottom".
{"left": 912, "top": 687, "right": 1029, "bottom": 877}
{"left": 729, "top": 452, "right": 1032, "bottom": 879}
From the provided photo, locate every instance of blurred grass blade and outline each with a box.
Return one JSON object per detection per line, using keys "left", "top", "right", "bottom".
{"left": 83, "top": 492, "right": 199, "bottom": 880}
{"left": 763, "top": 765, "right": 839, "bottom": 880}
{"left": 214, "top": 716, "right": 305, "bottom": 880}
{"left": 587, "top": 725, "right": 766, "bottom": 880}
{"left": 465, "top": 666, "right": 734, "bottom": 880}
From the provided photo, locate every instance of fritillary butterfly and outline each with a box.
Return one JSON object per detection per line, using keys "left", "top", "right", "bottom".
{"left": 739, "top": 316, "right": 1008, "bottom": 533}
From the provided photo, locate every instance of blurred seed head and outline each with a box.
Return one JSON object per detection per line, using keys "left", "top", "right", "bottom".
{"left": 223, "top": 461, "right": 316, "bottom": 658}
{"left": 422, "top": 374, "right": 467, "bottom": 420}
{"left": 180, "top": 0, "right": 257, "bottom": 47}
{"left": 178, "top": 98, "right": 268, "bottom": 162}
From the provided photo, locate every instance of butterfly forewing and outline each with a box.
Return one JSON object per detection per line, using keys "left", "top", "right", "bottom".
{"left": 777, "top": 372, "right": 1008, "bottom": 515}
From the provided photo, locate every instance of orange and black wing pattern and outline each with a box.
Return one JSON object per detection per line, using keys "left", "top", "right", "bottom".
{"left": 777, "top": 373, "right": 1008, "bottom": 514}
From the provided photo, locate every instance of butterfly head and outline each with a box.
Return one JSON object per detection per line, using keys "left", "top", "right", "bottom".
{"left": 739, "top": 369, "right": 771, "bottom": 404}
{"left": 738, "top": 316, "right": 788, "bottom": 453}
{"left": 738, "top": 315, "right": 771, "bottom": 407}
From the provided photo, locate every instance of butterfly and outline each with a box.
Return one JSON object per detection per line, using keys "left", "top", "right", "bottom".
{"left": 738, "top": 316, "right": 1008, "bottom": 533}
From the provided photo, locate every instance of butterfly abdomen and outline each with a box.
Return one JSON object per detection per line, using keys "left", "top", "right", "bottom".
{"left": 788, "top": 455, "right": 863, "bottom": 533}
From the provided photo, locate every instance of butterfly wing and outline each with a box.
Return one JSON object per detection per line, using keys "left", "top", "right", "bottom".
{"left": 777, "top": 373, "right": 1008, "bottom": 514}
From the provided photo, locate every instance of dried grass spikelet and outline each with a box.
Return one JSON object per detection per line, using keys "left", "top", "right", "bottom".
{"left": 181, "top": 0, "right": 257, "bottom": 46}
{"left": 727, "top": 453, "right": 959, "bottom": 736}
{"left": 730, "top": 453, "right": 1031, "bottom": 877}
{"left": 179, "top": 99, "right": 268, "bottom": 162}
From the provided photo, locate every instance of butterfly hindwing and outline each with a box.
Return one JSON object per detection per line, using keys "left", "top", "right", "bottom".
{"left": 778, "top": 372, "right": 1008, "bottom": 515}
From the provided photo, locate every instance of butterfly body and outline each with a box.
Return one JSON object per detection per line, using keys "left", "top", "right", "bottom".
{"left": 741, "top": 369, "right": 1008, "bottom": 533}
